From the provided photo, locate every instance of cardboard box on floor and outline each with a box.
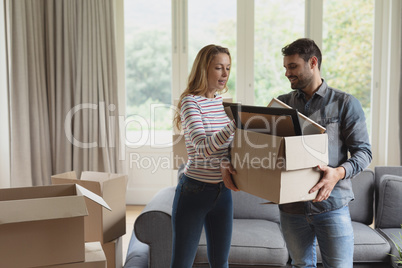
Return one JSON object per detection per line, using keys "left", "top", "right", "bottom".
{"left": 45, "top": 242, "right": 107, "bottom": 268}
{"left": 0, "top": 184, "right": 110, "bottom": 268}
{"left": 51, "top": 171, "right": 128, "bottom": 244}
{"left": 102, "top": 237, "right": 123, "bottom": 268}
{"left": 230, "top": 101, "right": 329, "bottom": 204}
{"left": 172, "top": 134, "right": 187, "bottom": 170}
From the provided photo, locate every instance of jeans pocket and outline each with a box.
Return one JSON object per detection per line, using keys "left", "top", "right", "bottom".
{"left": 181, "top": 176, "right": 205, "bottom": 195}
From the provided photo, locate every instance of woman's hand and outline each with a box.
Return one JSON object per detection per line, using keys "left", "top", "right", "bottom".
{"left": 220, "top": 160, "right": 239, "bottom": 191}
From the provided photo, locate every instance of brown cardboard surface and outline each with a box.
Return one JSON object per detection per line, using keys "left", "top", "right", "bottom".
{"left": 102, "top": 237, "right": 123, "bottom": 268}
{"left": 231, "top": 127, "right": 328, "bottom": 204}
{"left": 1, "top": 217, "right": 84, "bottom": 268}
{"left": 51, "top": 171, "right": 128, "bottom": 244}
{"left": 45, "top": 242, "right": 107, "bottom": 268}
{"left": 0, "top": 184, "right": 109, "bottom": 268}
{"left": 0, "top": 195, "right": 86, "bottom": 224}
{"left": 172, "top": 134, "right": 187, "bottom": 170}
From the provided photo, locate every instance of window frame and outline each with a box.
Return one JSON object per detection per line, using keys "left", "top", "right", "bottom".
{"left": 115, "top": 0, "right": 401, "bottom": 165}
{"left": 0, "top": 0, "right": 10, "bottom": 188}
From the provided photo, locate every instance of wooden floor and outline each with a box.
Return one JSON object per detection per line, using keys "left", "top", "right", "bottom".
{"left": 123, "top": 205, "right": 145, "bottom": 263}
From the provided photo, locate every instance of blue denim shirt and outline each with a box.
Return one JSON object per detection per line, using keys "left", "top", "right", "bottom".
{"left": 278, "top": 80, "right": 372, "bottom": 215}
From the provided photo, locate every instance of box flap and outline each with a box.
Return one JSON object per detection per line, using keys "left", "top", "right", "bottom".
{"left": 52, "top": 176, "right": 102, "bottom": 196}
{"left": 0, "top": 195, "right": 87, "bottom": 224}
{"left": 102, "top": 177, "right": 127, "bottom": 242}
{"left": 51, "top": 171, "right": 78, "bottom": 180}
{"left": 81, "top": 171, "right": 126, "bottom": 183}
{"left": 76, "top": 184, "right": 111, "bottom": 211}
{"left": 268, "top": 98, "right": 326, "bottom": 135}
{"left": 0, "top": 184, "right": 76, "bottom": 202}
{"left": 284, "top": 134, "right": 329, "bottom": 170}
{"left": 80, "top": 171, "right": 128, "bottom": 193}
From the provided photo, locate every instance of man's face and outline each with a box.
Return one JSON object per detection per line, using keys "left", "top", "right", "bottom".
{"left": 283, "top": 54, "right": 314, "bottom": 90}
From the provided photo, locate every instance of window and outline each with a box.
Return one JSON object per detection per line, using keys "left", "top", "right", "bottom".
{"left": 188, "top": 0, "right": 237, "bottom": 97}
{"left": 322, "top": 0, "right": 374, "bottom": 133}
{"left": 118, "top": 0, "right": 401, "bottom": 203}
{"left": 124, "top": 0, "right": 375, "bottom": 142}
{"left": 254, "top": 0, "right": 305, "bottom": 106}
{"left": 124, "top": 0, "right": 172, "bottom": 147}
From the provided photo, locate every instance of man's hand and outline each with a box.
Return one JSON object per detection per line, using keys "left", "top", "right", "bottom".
{"left": 309, "top": 165, "right": 345, "bottom": 202}
{"left": 220, "top": 160, "right": 239, "bottom": 191}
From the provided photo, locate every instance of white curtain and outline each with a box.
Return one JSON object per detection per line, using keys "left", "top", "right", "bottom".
{"left": 8, "top": 0, "right": 123, "bottom": 186}
{"left": 400, "top": 5, "right": 402, "bottom": 165}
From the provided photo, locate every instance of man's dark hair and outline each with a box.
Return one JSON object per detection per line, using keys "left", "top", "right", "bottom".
{"left": 282, "top": 38, "right": 322, "bottom": 70}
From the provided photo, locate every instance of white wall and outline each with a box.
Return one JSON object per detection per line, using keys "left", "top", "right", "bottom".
{"left": 124, "top": 147, "right": 177, "bottom": 204}
{"left": 0, "top": 0, "right": 10, "bottom": 188}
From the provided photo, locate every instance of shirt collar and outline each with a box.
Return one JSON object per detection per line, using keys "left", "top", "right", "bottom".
{"left": 295, "top": 79, "right": 328, "bottom": 99}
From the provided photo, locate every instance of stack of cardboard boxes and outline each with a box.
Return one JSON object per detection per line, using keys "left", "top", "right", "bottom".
{"left": 0, "top": 171, "right": 127, "bottom": 268}
{"left": 52, "top": 171, "right": 128, "bottom": 268}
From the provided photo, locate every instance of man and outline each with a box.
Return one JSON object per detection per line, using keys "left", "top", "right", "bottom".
{"left": 221, "top": 38, "right": 372, "bottom": 267}
{"left": 276, "top": 38, "right": 372, "bottom": 267}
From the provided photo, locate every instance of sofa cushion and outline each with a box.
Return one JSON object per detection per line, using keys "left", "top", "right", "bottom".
{"left": 317, "top": 222, "right": 390, "bottom": 263}
{"left": 374, "top": 166, "right": 402, "bottom": 211}
{"left": 349, "top": 169, "right": 374, "bottom": 225}
{"left": 232, "top": 190, "right": 280, "bottom": 223}
{"left": 195, "top": 219, "right": 289, "bottom": 266}
{"left": 376, "top": 175, "right": 402, "bottom": 228}
{"left": 349, "top": 169, "right": 375, "bottom": 225}
{"left": 374, "top": 166, "right": 402, "bottom": 191}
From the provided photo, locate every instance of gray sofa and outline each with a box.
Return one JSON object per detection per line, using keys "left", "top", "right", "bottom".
{"left": 124, "top": 167, "right": 402, "bottom": 268}
{"left": 374, "top": 166, "right": 402, "bottom": 268}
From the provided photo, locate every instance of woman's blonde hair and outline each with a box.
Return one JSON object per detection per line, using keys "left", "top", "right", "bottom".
{"left": 173, "top": 44, "right": 231, "bottom": 131}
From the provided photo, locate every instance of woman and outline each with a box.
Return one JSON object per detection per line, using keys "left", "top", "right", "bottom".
{"left": 171, "top": 44, "right": 237, "bottom": 268}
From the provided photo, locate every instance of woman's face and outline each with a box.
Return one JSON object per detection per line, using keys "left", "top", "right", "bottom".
{"left": 207, "top": 53, "right": 231, "bottom": 94}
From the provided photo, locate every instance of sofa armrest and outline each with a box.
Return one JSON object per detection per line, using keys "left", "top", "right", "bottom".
{"left": 134, "top": 186, "right": 176, "bottom": 268}
{"left": 377, "top": 228, "right": 402, "bottom": 268}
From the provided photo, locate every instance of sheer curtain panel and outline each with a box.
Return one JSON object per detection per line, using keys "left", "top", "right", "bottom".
{"left": 400, "top": 3, "right": 402, "bottom": 165}
{"left": 8, "top": 0, "right": 123, "bottom": 186}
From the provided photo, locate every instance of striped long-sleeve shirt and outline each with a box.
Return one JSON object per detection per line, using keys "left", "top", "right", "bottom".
{"left": 181, "top": 94, "right": 236, "bottom": 183}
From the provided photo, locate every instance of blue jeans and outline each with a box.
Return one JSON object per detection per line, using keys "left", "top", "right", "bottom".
{"left": 280, "top": 205, "right": 354, "bottom": 268}
{"left": 171, "top": 175, "right": 233, "bottom": 268}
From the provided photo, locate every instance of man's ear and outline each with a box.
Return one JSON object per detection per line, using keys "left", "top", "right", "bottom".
{"left": 310, "top": 56, "right": 318, "bottom": 69}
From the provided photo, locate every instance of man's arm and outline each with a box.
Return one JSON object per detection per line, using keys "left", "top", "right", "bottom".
{"left": 309, "top": 96, "right": 372, "bottom": 202}
{"left": 338, "top": 95, "right": 372, "bottom": 179}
